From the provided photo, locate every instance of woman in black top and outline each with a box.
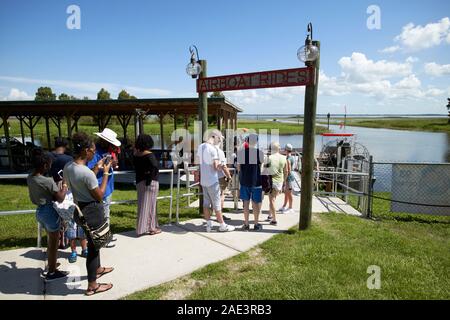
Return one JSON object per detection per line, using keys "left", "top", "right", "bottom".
{"left": 133, "top": 134, "right": 161, "bottom": 236}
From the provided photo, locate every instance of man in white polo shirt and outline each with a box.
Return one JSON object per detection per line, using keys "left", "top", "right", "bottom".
{"left": 197, "top": 129, "right": 235, "bottom": 232}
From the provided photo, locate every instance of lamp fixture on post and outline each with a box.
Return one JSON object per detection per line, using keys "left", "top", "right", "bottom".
{"left": 299, "top": 22, "right": 321, "bottom": 231}
{"left": 186, "top": 44, "right": 207, "bottom": 216}
{"left": 186, "top": 45, "right": 202, "bottom": 79}
{"left": 297, "top": 23, "right": 319, "bottom": 65}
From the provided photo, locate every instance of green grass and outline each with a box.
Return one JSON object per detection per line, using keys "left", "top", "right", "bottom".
{"left": 125, "top": 212, "right": 450, "bottom": 300}
{"left": 318, "top": 118, "right": 450, "bottom": 133}
{"left": 237, "top": 120, "right": 328, "bottom": 135}
{"left": 0, "top": 181, "right": 199, "bottom": 251}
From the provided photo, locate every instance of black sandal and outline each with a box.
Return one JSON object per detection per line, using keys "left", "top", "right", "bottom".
{"left": 85, "top": 283, "right": 113, "bottom": 296}
{"left": 96, "top": 267, "right": 114, "bottom": 279}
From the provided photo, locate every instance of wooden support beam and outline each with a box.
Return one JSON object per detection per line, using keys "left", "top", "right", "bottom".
{"left": 18, "top": 116, "right": 25, "bottom": 144}
{"left": 44, "top": 116, "right": 51, "bottom": 150}
{"left": 50, "top": 116, "right": 62, "bottom": 137}
{"left": 1, "top": 115, "right": 13, "bottom": 171}
{"left": 23, "top": 116, "right": 41, "bottom": 145}
{"left": 184, "top": 114, "right": 189, "bottom": 130}
{"left": 173, "top": 113, "right": 177, "bottom": 131}
{"left": 117, "top": 114, "right": 132, "bottom": 143}
{"left": 159, "top": 113, "right": 164, "bottom": 150}
{"left": 71, "top": 115, "right": 80, "bottom": 132}
{"left": 66, "top": 114, "right": 73, "bottom": 150}
{"left": 217, "top": 109, "right": 222, "bottom": 130}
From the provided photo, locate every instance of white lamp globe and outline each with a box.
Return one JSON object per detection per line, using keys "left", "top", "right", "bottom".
{"left": 297, "top": 44, "right": 319, "bottom": 62}
{"left": 186, "top": 62, "right": 202, "bottom": 78}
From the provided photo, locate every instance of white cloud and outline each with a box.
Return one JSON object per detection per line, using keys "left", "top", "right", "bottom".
{"left": 393, "top": 17, "right": 450, "bottom": 51}
{"left": 0, "top": 76, "right": 171, "bottom": 97}
{"left": 424, "top": 62, "right": 450, "bottom": 76}
{"left": 338, "top": 52, "right": 412, "bottom": 82}
{"left": 2, "top": 88, "right": 33, "bottom": 100}
{"left": 225, "top": 86, "right": 305, "bottom": 106}
{"left": 319, "top": 72, "right": 350, "bottom": 96}
{"left": 394, "top": 75, "right": 421, "bottom": 89}
{"left": 379, "top": 46, "right": 400, "bottom": 53}
{"left": 406, "top": 56, "right": 419, "bottom": 63}
{"left": 425, "top": 88, "right": 445, "bottom": 96}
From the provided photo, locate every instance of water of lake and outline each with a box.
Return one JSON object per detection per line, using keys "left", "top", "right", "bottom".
{"left": 151, "top": 124, "right": 449, "bottom": 163}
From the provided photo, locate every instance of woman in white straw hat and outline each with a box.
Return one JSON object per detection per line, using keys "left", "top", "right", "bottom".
{"left": 87, "top": 128, "right": 121, "bottom": 244}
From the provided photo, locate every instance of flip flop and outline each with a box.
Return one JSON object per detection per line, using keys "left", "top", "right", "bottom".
{"left": 149, "top": 229, "right": 162, "bottom": 235}
{"left": 96, "top": 267, "right": 114, "bottom": 279}
{"left": 85, "top": 283, "right": 113, "bottom": 296}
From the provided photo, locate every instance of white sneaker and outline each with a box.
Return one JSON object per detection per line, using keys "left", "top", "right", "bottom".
{"left": 278, "top": 207, "right": 287, "bottom": 213}
{"left": 206, "top": 221, "right": 212, "bottom": 233}
{"left": 219, "top": 224, "right": 235, "bottom": 232}
{"left": 286, "top": 208, "right": 295, "bottom": 214}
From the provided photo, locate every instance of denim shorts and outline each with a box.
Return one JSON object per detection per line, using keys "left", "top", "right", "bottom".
{"left": 65, "top": 220, "right": 86, "bottom": 240}
{"left": 239, "top": 186, "right": 263, "bottom": 203}
{"left": 36, "top": 203, "right": 61, "bottom": 233}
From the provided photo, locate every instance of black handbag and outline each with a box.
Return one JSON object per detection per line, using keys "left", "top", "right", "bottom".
{"left": 261, "top": 174, "right": 273, "bottom": 193}
{"left": 74, "top": 203, "right": 112, "bottom": 251}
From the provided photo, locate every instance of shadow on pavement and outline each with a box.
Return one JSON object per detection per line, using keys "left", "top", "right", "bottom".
{"left": 0, "top": 261, "right": 44, "bottom": 297}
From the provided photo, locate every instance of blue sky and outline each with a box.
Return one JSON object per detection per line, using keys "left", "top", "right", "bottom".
{"left": 0, "top": 0, "right": 449, "bottom": 114}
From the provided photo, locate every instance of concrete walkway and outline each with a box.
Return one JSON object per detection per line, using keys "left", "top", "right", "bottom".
{"left": 0, "top": 195, "right": 361, "bottom": 300}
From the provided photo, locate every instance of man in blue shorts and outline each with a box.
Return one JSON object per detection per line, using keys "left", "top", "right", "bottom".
{"left": 237, "top": 133, "right": 265, "bottom": 231}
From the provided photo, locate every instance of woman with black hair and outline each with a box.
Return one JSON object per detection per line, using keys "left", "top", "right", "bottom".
{"left": 133, "top": 134, "right": 161, "bottom": 236}
{"left": 63, "top": 132, "right": 114, "bottom": 296}
{"left": 27, "top": 148, "right": 68, "bottom": 282}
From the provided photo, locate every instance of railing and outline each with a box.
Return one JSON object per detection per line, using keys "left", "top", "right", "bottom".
{"left": 0, "top": 169, "right": 174, "bottom": 247}
{"left": 174, "top": 166, "right": 240, "bottom": 222}
{"left": 313, "top": 169, "right": 370, "bottom": 215}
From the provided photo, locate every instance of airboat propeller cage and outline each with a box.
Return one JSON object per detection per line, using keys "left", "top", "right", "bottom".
{"left": 318, "top": 133, "right": 370, "bottom": 171}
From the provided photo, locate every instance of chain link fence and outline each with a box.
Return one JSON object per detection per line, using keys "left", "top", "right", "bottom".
{"left": 370, "top": 162, "right": 450, "bottom": 217}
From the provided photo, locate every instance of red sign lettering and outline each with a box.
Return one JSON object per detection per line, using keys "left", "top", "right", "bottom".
{"left": 197, "top": 67, "right": 314, "bottom": 93}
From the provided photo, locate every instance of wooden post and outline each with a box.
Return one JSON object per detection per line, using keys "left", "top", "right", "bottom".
{"left": 198, "top": 60, "right": 208, "bottom": 216}
{"left": 173, "top": 113, "right": 177, "bottom": 131}
{"left": 28, "top": 116, "right": 35, "bottom": 145}
{"left": 184, "top": 114, "right": 189, "bottom": 130}
{"left": 299, "top": 40, "right": 320, "bottom": 231}
{"left": 199, "top": 60, "right": 208, "bottom": 139}
{"left": 217, "top": 109, "right": 222, "bottom": 130}
{"left": 66, "top": 113, "right": 73, "bottom": 150}
{"left": 17, "top": 116, "right": 25, "bottom": 144}
{"left": 45, "top": 116, "right": 51, "bottom": 150}
{"left": 159, "top": 114, "right": 165, "bottom": 150}
{"left": 2, "top": 115, "right": 13, "bottom": 171}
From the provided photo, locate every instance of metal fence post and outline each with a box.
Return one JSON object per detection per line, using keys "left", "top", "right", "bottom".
{"left": 176, "top": 168, "right": 181, "bottom": 224}
{"left": 37, "top": 222, "right": 41, "bottom": 248}
{"left": 367, "top": 156, "right": 374, "bottom": 218}
{"left": 168, "top": 169, "right": 174, "bottom": 225}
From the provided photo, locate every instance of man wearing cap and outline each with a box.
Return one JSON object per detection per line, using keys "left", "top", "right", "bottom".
{"left": 196, "top": 129, "right": 235, "bottom": 232}
{"left": 237, "top": 133, "right": 265, "bottom": 231}
{"left": 87, "top": 128, "right": 121, "bottom": 243}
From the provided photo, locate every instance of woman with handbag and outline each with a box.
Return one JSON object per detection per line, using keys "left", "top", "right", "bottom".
{"left": 63, "top": 132, "right": 114, "bottom": 296}
{"left": 133, "top": 134, "right": 161, "bottom": 236}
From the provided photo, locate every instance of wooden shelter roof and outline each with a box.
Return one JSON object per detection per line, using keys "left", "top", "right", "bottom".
{"left": 0, "top": 97, "right": 243, "bottom": 117}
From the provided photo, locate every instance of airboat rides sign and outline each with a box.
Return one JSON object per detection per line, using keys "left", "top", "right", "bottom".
{"left": 197, "top": 67, "right": 314, "bottom": 93}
